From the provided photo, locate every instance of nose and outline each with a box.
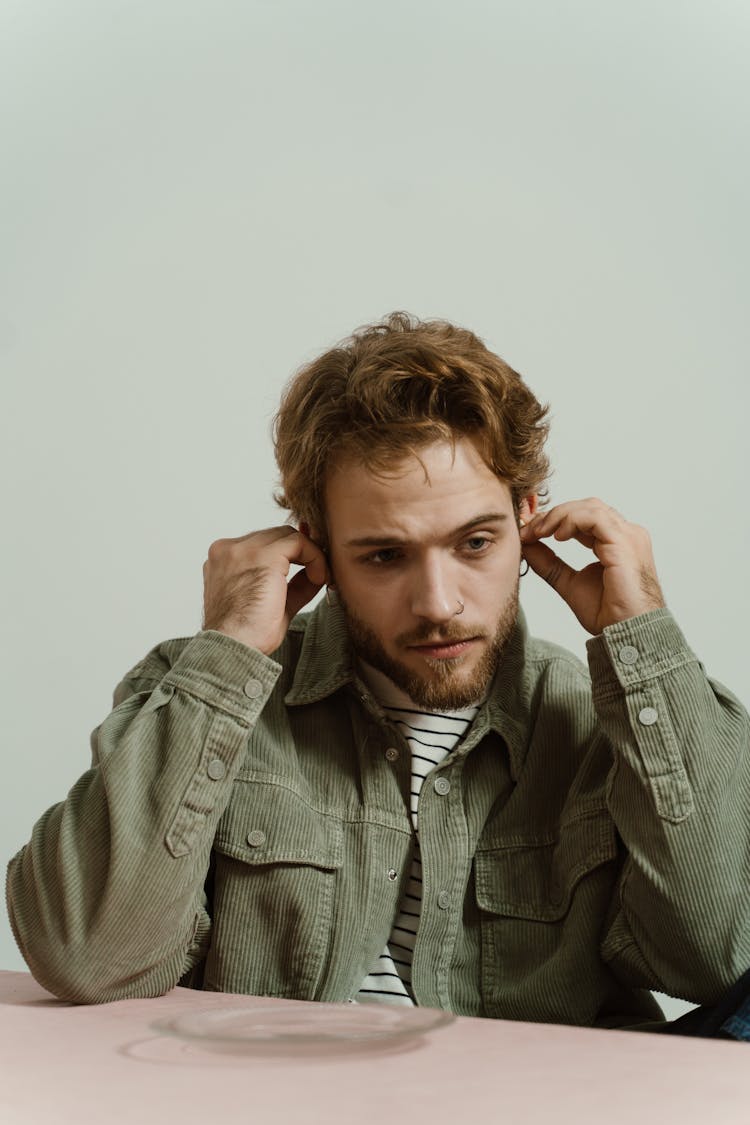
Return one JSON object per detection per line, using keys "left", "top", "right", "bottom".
{"left": 409, "top": 553, "right": 458, "bottom": 624}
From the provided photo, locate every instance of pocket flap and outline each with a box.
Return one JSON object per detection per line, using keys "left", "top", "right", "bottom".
{"left": 214, "top": 780, "right": 343, "bottom": 870}
{"left": 475, "top": 811, "right": 617, "bottom": 921}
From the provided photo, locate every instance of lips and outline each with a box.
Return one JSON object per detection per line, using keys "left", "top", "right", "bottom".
{"left": 408, "top": 638, "right": 479, "bottom": 660}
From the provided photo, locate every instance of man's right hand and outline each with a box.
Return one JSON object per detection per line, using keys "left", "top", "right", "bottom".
{"left": 202, "top": 527, "right": 331, "bottom": 654}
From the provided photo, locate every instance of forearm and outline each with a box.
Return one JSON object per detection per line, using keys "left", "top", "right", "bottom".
{"left": 588, "top": 609, "right": 750, "bottom": 1002}
{"left": 6, "top": 631, "right": 279, "bottom": 1003}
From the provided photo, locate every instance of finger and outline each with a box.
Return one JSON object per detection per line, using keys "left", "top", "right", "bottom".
{"left": 549, "top": 517, "right": 597, "bottom": 550}
{"left": 522, "top": 540, "right": 578, "bottom": 598}
{"left": 521, "top": 500, "right": 622, "bottom": 547}
{"left": 225, "top": 527, "right": 330, "bottom": 584}
{"left": 285, "top": 567, "right": 326, "bottom": 620}
{"left": 283, "top": 533, "right": 331, "bottom": 586}
{"left": 231, "top": 526, "right": 298, "bottom": 547}
{"left": 206, "top": 527, "right": 297, "bottom": 564}
{"left": 521, "top": 515, "right": 596, "bottom": 550}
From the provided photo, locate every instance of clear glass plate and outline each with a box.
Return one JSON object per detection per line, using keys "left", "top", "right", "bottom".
{"left": 152, "top": 1000, "right": 455, "bottom": 1055}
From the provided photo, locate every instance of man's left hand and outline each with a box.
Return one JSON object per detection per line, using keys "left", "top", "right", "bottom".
{"left": 519, "top": 498, "right": 665, "bottom": 635}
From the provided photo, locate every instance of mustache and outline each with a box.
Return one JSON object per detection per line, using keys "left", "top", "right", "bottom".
{"left": 397, "top": 625, "right": 484, "bottom": 646}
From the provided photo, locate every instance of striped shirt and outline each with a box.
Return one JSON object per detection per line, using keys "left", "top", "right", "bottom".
{"left": 355, "top": 662, "right": 480, "bottom": 1006}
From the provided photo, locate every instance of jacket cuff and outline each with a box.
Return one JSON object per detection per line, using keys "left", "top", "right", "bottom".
{"left": 162, "top": 629, "right": 281, "bottom": 724}
{"left": 586, "top": 608, "right": 698, "bottom": 700}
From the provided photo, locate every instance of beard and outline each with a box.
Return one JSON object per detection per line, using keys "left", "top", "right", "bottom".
{"left": 339, "top": 580, "right": 520, "bottom": 711}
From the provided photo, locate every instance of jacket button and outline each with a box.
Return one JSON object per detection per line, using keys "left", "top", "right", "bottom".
{"left": 385, "top": 747, "right": 399, "bottom": 762}
{"left": 387, "top": 868, "right": 398, "bottom": 881}
{"left": 433, "top": 777, "right": 451, "bottom": 796}
{"left": 207, "top": 758, "right": 226, "bottom": 781}
{"left": 243, "top": 678, "right": 263, "bottom": 699}
{"left": 638, "top": 707, "right": 658, "bottom": 726}
{"left": 247, "top": 830, "right": 266, "bottom": 847}
{"left": 618, "top": 645, "right": 640, "bottom": 665}
{"left": 437, "top": 890, "right": 451, "bottom": 910}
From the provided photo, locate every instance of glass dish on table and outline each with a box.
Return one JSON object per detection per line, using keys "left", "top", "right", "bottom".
{"left": 151, "top": 998, "right": 455, "bottom": 1056}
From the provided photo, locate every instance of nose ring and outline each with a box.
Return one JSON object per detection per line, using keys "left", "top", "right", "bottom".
{"left": 455, "top": 600, "right": 465, "bottom": 616}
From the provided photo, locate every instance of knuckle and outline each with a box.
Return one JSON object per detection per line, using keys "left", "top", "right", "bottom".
{"left": 207, "top": 538, "right": 229, "bottom": 559}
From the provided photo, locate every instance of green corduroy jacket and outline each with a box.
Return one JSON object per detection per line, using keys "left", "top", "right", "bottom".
{"left": 7, "top": 602, "right": 750, "bottom": 1028}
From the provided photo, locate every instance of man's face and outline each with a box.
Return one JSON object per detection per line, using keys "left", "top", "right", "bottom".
{"left": 322, "top": 438, "right": 537, "bottom": 709}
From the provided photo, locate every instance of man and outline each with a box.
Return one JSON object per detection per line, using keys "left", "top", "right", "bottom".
{"left": 7, "top": 312, "right": 750, "bottom": 1032}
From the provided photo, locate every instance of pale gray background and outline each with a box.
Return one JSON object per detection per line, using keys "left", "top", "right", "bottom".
{"left": 2, "top": 1, "right": 748, "bottom": 1023}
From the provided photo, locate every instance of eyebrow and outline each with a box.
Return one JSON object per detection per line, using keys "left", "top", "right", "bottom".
{"left": 343, "top": 512, "right": 510, "bottom": 549}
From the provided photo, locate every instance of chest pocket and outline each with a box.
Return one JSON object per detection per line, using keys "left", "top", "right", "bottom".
{"left": 214, "top": 777, "right": 343, "bottom": 869}
{"left": 475, "top": 809, "right": 617, "bottom": 921}
{"left": 474, "top": 810, "right": 619, "bottom": 1023}
{"left": 205, "top": 780, "right": 344, "bottom": 1000}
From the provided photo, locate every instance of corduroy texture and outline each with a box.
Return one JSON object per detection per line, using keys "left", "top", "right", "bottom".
{"left": 6, "top": 602, "right": 750, "bottom": 1028}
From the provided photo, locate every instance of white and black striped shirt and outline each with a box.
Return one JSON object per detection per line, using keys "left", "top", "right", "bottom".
{"left": 355, "top": 662, "right": 480, "bottom": 1006}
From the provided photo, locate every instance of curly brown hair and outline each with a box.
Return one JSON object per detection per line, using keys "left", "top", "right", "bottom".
{"left": 273, "top": 311, "right": 550, "bottom": 541}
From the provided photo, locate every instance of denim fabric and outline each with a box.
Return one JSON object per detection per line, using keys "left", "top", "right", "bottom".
{"left": 721, "top": 995, "right": 750, "bottom": 1042}
{"left": 652, "top": 967, "right": 750, "bottom": 1040}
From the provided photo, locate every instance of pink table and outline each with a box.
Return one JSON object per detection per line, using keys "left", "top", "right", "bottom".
{"left": 0, "top": 970, "right": 747, "bottom": 1124}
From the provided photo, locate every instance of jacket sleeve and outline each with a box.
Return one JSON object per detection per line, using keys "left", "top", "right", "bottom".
{"left": 5, "top": 630, "right": 281, "bottom": 1003}
{"left": 587, "top": 608, "right": 750, "bottom": 1004}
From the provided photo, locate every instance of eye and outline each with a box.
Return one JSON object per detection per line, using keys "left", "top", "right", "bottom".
{"left": 363, "top": 547, "right": 403, "bottom": 566}
{"left": 462, "top": 536, "right": 494, "bottom": 555}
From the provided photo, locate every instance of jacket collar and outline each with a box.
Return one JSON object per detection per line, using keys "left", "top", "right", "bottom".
{"left": 284, "top": 598, "right": 532, "bottom": 782}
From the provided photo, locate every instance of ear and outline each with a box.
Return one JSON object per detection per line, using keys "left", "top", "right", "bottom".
{"left": 300, "top": 520, "right": 325, "bottom": 548}
{"left": 300, "top": 520, "right": 334, "bottom": 586}
{"left": 517, "top": 494, "right": 539, "bottom": 525}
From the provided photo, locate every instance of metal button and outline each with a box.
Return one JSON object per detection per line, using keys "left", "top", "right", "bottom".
{"left": 618, "top": 645, "right": 640, "bottom": 666}
{"left": 433, "top": 777, "right": 451, "bottom": 796}
{"left": 243, "top": 678, "right": 263, "bottom": 699}
{"left": 206, "top": 758, "right": 226, "bottom": 781}
{"left": 385, "top": 747, "right": 399, "bottom": 762}
{"left": 247, "top": 830, "right": 266, "bottom": 847}
{"left": 437, "top": 890, "right": 451, "bottom": 910}
{"left": 638, "top": 707, "right": 659, "bottom": 726}
{"left": 387, "top": 868, "right": 398, "bottom": 882}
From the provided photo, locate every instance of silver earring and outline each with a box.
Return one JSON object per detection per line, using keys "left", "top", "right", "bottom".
{"left": 520, "top": 559, "right": 529, "bottom": 577}
{"left": 455, "top": 600, "right": 465, "bottom": 615}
